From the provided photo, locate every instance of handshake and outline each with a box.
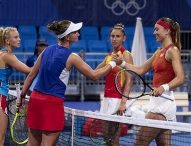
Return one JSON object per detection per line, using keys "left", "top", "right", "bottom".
{"left": 109, "top": 51, "right": 126, "bottom": 68}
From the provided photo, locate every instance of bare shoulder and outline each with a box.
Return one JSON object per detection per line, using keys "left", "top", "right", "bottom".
{"left": 69, "top": 52, "right": 81, "bottom": 60}
{"left": 166, "top": 46, "right": 181, "bottom": 61}
{"left": 123, "top": 50, "right": 132, "bottom": 57}
{"left": 167, "top": 46, "right": 180, "bottom": 55}
{"left": 1, "top": 52, "right": 16, "bottom": 62}
{"left": 67, "top": 53, "right": 83, "bottom": 67}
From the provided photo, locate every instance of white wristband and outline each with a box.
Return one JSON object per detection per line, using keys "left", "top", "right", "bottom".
{"left": 120, "top": 61, "right": 126, "bottom": 68}
{"left": 161, "top": 84, "right": 170, "bottom": 91}
{"left": 108, "top": 61, "right": 116, "bottom": 69}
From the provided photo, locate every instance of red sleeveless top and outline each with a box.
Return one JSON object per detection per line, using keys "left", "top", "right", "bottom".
{"left": 104, "top": 47, "right": 127, "bottom": 98}
{"left": 152, "top": 44, "right": 175, "bottom": 87}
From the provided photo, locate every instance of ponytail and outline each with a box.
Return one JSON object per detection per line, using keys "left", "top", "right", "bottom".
{"left": 0, "top": 27, "right": 4, "bottom": 48}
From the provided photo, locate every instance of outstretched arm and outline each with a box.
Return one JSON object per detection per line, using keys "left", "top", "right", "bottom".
{"left": 123, "top": 55, "right": 155, "bottom": 75}
{"left": 3, "top": 53, "right": 31, "bottom": 74}
{"left": 67, "top": 53, "right": 119, "bottom": 80}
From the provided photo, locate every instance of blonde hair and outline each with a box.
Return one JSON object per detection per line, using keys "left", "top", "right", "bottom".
{"left": 0, "top": 27, "right": 18, "bottom": 47}
{"left": 0, "top": 27, "right": 4, "bottom": 48}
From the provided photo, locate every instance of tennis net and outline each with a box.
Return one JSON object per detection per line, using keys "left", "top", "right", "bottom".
{"left": 5, "top": 91, "right": 191, "bottom": 146}
{"left": 59, "top": 107, "right": 191, "bottom": 146}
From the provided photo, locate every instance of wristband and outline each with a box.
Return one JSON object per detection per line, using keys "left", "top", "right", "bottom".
{"left": 108, "top": 61, "right": 116, "bottom": 69}
{"left": 120, "top": 61, "right": 126, "bottom": 68}
{"left": 161, "top": 84, "right": 170, "bottom": 91}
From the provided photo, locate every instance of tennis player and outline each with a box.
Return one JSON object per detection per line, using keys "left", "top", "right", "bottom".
{"left": 0, "top": 27, "right": 31, "bottom": 146}
{"left": 120, "top": 17, "right": 184, "bottom": 145}
{"left": 97, "top": 23, "right": 133, "bottom": 146}
{"left": 19, "top": 20, "right": 122, "bottom": 146}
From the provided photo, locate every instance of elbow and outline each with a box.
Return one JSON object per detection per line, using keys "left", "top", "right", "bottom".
{"left": 89, "top": 72, "right": 100, "bottom": 81}
{"left": 137, "top": 68, "right": 144, "bottom": 75}
{"left": 24, "top": 67, "right": 32, "bottom": 75}
{"left": 176, "top": 75, "right": 185, "bottom": 86}
{"left": 90, "top": 75, "right": 99, "bottom": 81}
{"left": 88, "top": 70, "right": 103, "bottom": 81}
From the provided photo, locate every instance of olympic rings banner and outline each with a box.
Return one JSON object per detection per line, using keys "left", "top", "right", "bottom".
{"left": 0, "top": 0, "right": 191, "bottom": 29}
{"left": 104, "top": 0, "right": 147, "bottom": 16}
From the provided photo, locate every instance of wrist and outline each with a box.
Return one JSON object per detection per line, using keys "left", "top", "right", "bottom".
{"left": 161, "top": 84, "right": 170, "bottom": 91}
{"left": 108, "top": 61, "right": 116, "bottom": 69}
{"left": 121, "top": 101, "right": 126, "bottom": 105}
{"left": 120, "top": 61, "right": 126, "bottom": 68}
{"left": 121, "top": 100, "right": 126, "bottom": 104}
{"left": 20, "top": 92, "right": 26, "bottom": 99}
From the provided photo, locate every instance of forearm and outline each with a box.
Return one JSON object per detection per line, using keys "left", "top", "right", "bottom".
{"left": 21, "top": 73, "right": 36, "bottom": 98}
{"left": 167, "top": 75, "right": 184, "bottom": 90}
{"left": 121, "top": 79, "right": 132, "bottom": 104}
{"left": 90, "top": 64, "right": 113, "bottom": 80}
{"left": 123, "top": 63, "right": 143, "bottom": 75}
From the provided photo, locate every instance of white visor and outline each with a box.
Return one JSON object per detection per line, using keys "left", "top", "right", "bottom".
{"left": 57, "top": 22, "right": 83, "bottom": 39}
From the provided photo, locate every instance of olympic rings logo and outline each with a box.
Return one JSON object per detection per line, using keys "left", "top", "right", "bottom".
{"left": 104, "top": 0, "right": 147, "bottom": 16}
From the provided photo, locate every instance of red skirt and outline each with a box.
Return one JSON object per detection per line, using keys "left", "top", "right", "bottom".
{"left": 0, "top": 95, "right": 7, "bottom": 115}
{"left": 27, "top": 90, "right": 64, "bottom": 131}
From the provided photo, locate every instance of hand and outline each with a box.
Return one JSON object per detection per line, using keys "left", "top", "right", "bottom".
{"left": 151, "top": 86, "right": 165, "bottom": 97}
{"left": 16, "top": 94, "right": 25, "bottom": 107}
{"left": 117, "top": 102, "right": 126, "bottom": 115}
{"left": 111, "top": 53, "right": 123, "bottom": 65}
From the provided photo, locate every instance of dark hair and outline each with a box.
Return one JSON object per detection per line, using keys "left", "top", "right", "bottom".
{"left": 111, "top": 23, "right": 126, "bottom": 36}
{"left": 158, "top": 17, "right": 181, "bottom": 50}
{"left": 47, "top": 20, "right": 71, "bottom": 40}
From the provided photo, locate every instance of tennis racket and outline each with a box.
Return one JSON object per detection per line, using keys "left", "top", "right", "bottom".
{"left": 115, "top": 69, "right": 173, "bottom": 101}
{"left": 89, "top": 118, "right": 120, "bottom": 145}
{"left": 8, "top": 83, "right": 28, "bottom": 145}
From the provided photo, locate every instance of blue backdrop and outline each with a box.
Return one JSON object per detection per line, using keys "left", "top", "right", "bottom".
{"left": 0, "top": 0, "right": 191, "bottom": 29}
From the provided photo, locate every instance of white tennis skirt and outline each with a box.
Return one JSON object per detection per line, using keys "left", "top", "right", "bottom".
{"left": 100, "top": 97, "right": 121, "bottom": 114}
{"left": 147, "top": 91, "right": 176, "bottom": 121}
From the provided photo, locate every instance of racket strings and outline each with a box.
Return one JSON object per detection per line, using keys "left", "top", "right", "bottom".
{"left": 129, "top": 73, "right": 145, "bottom": 98}
{"left": 115, "top": 70, "right": 146, "bottom": 99}
{"left": 8, "top": 98, "right": 28, "bottom": 144}
{"left": 12, "top": 115, "right": 28, "bottom": 141}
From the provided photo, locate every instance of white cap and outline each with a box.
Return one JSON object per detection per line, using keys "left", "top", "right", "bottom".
{"left": 57, "top": 22, "right": 83, "bottom": 39}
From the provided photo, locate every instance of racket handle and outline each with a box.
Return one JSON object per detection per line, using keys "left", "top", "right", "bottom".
{"left": 16, "top": 84, "right": 21, "bottom": 104}
{"left": 161, "top": 93, "right": 173, "bottom": 101}
{"left": 16, "top": 106, "right": 20, "bottom": 113}
{"left": 16, "top": 83, "right": 21, "bottom": 99}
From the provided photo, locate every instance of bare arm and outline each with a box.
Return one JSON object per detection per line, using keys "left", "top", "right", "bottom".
{"left": 96, "top": 59, "right": 106, "bottom": 70}
{"left": 118, "top": 51, "right": 134, "bottom": 115}
{"left": 67, "top": 53, "right": 113, "bottom": 80}
{"left": 121, "top": 51, "right": 133, "bottom": 102}
{"left": 3, "top": 53, "right": 31, "bottom": 74}
{"left": 167, "top": 47, "right": 184, "bottom": 89}
{"left": 123, "top": 52, "right": 157, "bottom": 75}
{"left": 152, "top": 47, "right": 184, "bottom": 96}
{"left": 20, "top": 54, "right": 42, "bottom": 98}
